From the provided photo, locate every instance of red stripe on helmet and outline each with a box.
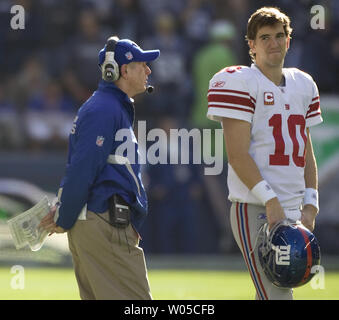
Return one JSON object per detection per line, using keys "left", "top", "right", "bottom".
{"left": 298, "top": 226, "right": 313, "bottom": 285}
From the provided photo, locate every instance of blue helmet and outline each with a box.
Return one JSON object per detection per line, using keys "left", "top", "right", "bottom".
{"left": 258, "top": 219, "right": 321, "bottom": 288}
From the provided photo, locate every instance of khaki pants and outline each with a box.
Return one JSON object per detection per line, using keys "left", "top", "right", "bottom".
{"left": 67, "top": 210, "right": 152, "bottom": 300}
{"left": 230, "top": 202, "right": 293, "bottom": 300}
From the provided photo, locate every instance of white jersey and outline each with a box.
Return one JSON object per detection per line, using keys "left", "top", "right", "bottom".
{"left": 207, "top": 64, "right": 322, "bottom": 209}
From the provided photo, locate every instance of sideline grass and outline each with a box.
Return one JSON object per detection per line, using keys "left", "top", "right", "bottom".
{"left": 0, "top": 267, "right": 338, "bottom": 300}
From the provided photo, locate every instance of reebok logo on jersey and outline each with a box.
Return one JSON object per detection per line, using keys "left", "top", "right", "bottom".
{"left": 264, "top": 92, "right": 274, "bottom": 105}
{"left": 212, "top": 81, "right": 225, "bottom": 88}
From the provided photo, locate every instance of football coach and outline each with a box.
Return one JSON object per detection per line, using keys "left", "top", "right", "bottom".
{"left": 39, "top": 36, "right": 160, "bottom": 300}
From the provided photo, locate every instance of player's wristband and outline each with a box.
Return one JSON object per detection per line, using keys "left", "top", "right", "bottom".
{"left": 303, "top": 188, "right": 319, "bottom": 213}
{"left": 251, "top": 180, "right": 277, "bottom": 205}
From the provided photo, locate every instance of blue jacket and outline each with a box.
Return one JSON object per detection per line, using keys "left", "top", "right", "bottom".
{"left": 55, "top": 80, "right": 148, "bottom": 232}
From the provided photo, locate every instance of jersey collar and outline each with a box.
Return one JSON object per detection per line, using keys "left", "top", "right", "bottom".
{"left": 251, "top": 63, "right": 287, "bottom": 88}
{"left": 98, "top": 80, "right": 134, "bottom": 105}
{"left": 98, "top": 80, "right": 135, "bottom": 125}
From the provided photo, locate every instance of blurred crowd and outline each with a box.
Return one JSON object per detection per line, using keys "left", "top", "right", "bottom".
{"left": 0, "top": 0, "right": 338, "bottom": 151}
{"left": 0, "top": 0, "right": 338, "bottom": 253}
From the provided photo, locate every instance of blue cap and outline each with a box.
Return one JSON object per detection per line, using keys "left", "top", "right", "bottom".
{"left": 99, "top": 39, "right": 160, "bottom": 67}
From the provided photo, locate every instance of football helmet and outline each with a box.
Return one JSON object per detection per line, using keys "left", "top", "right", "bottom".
{"left": 258, "top": 219, "right": 321, "bottom": 288}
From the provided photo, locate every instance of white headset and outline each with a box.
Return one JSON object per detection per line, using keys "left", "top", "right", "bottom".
{"left": 101, "top": 36, "right": 120, "bottom": 82}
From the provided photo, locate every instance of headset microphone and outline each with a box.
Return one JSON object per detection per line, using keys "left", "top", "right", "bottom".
{"left": 146, "top": 85, "right": 154, "bottom": 94}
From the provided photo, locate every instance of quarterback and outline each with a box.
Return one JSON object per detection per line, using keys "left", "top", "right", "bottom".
{"left": 207, "top": 7, "right": 322, "bottom": 299}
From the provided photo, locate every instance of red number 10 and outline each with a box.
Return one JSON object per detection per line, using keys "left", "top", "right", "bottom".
{"left": 269, "top": 114, "right": 307, "bottom": 167}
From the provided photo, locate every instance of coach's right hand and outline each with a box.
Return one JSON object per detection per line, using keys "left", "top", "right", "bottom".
{"left": 265, "top": 197, "right": 286, "bottom": 230}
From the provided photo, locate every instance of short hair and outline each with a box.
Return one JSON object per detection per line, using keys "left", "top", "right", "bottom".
{"left": 246, "top": 7, "right": 293, "bottom": 62}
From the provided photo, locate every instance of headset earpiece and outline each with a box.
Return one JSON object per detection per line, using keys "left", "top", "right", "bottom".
{"left": 101, "top": 37, "right": 120, "bottom": 82}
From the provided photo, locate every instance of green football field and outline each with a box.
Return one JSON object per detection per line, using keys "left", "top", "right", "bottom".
{"left": 0, "top": 267, "right": 338, "bottom": 300}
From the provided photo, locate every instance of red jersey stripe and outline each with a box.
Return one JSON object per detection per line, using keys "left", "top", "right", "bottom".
{"left": 208, "top": 94, "right": 255, "bottom": 109}
{"left": 208, "top": 88, "right": 257, "bottom": 103}
{"left": 307, "top": 101, "right": 320, "bottom": 114}
{"left": 306, "top": 112, "right": 321, "bottom": 119}
{"left": 208, "top": 104, "right": 255, "bottom": 114}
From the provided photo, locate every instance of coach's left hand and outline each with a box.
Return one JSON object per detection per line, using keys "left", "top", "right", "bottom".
{"left": 301, "top": 205, "right": 318, "bottom": 232}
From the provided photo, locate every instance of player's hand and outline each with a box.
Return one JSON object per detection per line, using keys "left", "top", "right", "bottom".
{"left": 265, "top": 197, "right": 286, "bottom": 230}
{"left": 301, "top": 205, "right": 317, "bottom": 232}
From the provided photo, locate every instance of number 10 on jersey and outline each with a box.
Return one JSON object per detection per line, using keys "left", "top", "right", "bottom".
{"left": 269, "top": 114, "right": 307, "bottom": 167}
